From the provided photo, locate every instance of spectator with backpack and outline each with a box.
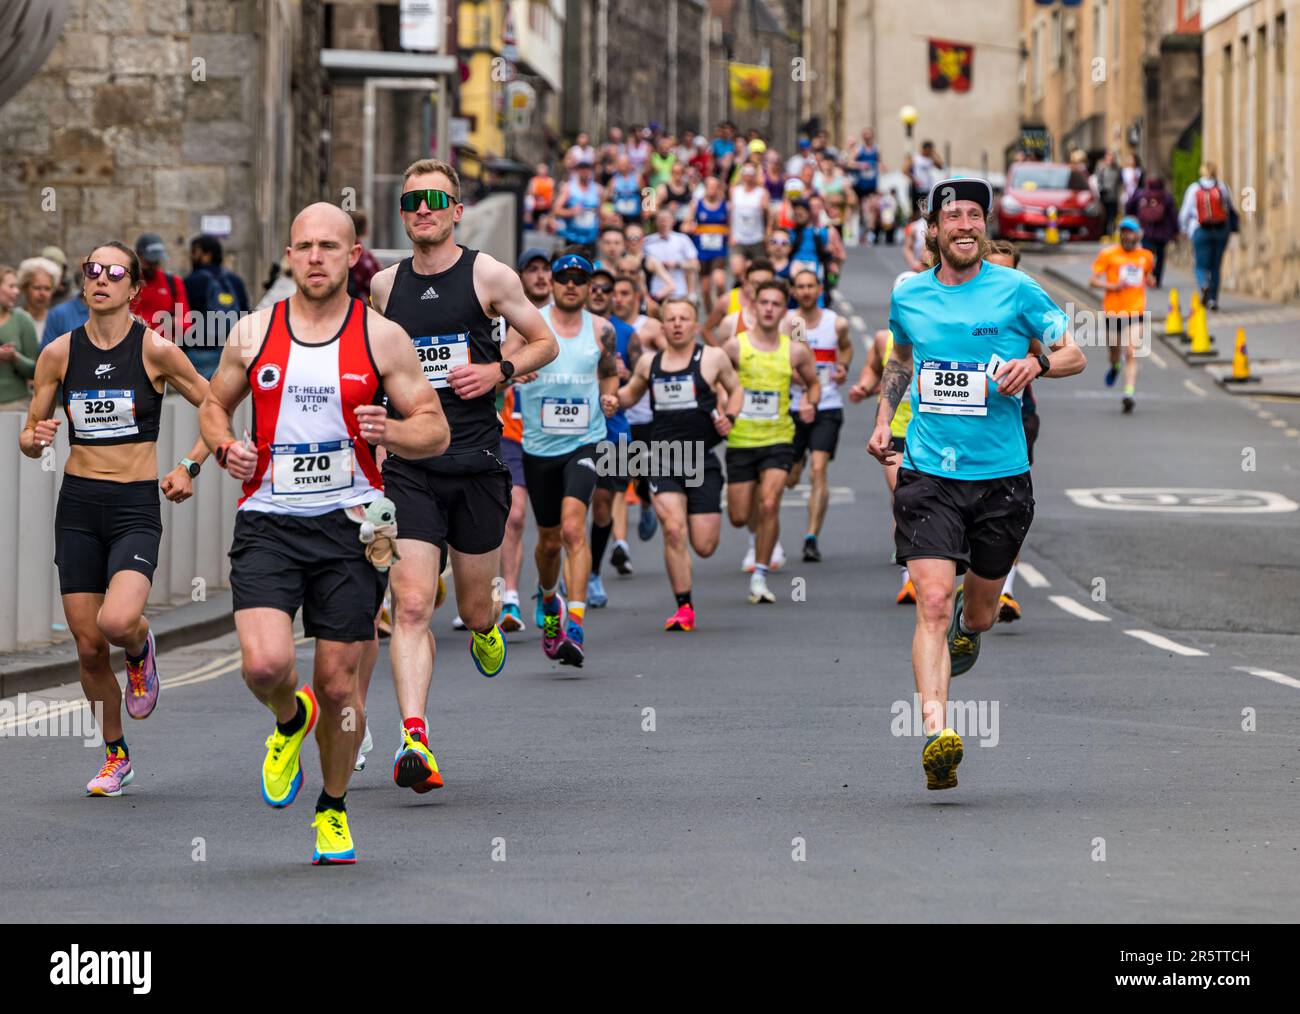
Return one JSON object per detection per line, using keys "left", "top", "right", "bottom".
{"left": 184, "top": 234, "right": 250, "bottom": 378}
{"left": 130, "top": 233, "right": 190, "bottom": 344}
{"left": 1125, "top": 175, "right": 1179, "bottom": 288}
{"left": 1178, "top": 162, "right": 1236, "bottom": 311}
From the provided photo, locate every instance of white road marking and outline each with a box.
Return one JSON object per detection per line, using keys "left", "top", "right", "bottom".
{"left": 1286, "top": 429, "right": 1300, "bottom": 438}
{"left": 1048, "top": 596, "right": 1110, "bottom": 622}
{"left": 1016, "top": 562, "right": 1050, "bottom": 588}
{"left": 850, "top": 315, "right": 867, "bottom": 332}
{"left": 1065, "top": 487, "right": 1299, "bottom": 514}
{"left": 1148, "top": 349, "right": 1168, "bottom": 370}
{"left": 1183, "top": 379, "right": 1206, "bottom": 397}
{"left": 1233, "top": 666, "right": 1300, "bottom": 690}
{"left": 1256, "top": 410, "right": 1274, "bottom": 420}
{"left": 1124, "top": 629, "right": 1208, "bottom": 656}
{"left": 1270, "top": 419, "right": 1287, "bottom": 428}
{"left": 0, "top": 637, "right": 310, "bottom": 731}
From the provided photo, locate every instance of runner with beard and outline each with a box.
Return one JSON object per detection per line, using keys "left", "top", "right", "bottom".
{"left": 868, "top": 179, "right": 1084, "bottom": 792}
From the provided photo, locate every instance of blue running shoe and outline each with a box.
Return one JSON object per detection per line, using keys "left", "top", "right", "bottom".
{"left": 1104, "top": 363, "right": 1120, "bottom": 387}
{"left": 533, "top": 586, "right": 546, "bottom": 628}
{"left": 637, "top": 505, "right": 658, "bottom": 541}
{"left": 587, "top": 573, "right": 608, "bottom": 608}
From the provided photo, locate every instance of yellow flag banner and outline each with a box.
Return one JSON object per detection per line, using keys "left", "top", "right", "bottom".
{"left": 729, "top": 62, "right": 771, "bottom": 111}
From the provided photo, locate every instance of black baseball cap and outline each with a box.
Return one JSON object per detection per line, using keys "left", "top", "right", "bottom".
{"left": 135, "top": 233, "right": 167, "bottom": 262}
{"left": 516, "top": 247, "right": 551, "bottom": 272}
{"left": 925, "top": 177, "right": 993, "bottom": 215}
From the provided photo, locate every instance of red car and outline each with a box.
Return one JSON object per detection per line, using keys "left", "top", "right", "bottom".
{"left": 996, "top": 162, "right": 1104, "bottom": 243}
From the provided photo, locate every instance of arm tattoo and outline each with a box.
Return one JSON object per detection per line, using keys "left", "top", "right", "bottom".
{"left": 597, "top": 321, "right": 619, "bottom": 379}
{"left": 879, "top": 356, "right": 912, "bottom": 415}
{"left": 624, "top": 329, "right": 643, "bottom": 373}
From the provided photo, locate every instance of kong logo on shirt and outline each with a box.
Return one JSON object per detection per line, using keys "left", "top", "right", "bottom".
{"left": 970, "top": 323, "right": 1000, "bottom": 337}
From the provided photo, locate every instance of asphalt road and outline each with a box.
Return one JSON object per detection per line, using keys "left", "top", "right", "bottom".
{"left": 3, "top": 243, "right": 1298, "bottom": 922}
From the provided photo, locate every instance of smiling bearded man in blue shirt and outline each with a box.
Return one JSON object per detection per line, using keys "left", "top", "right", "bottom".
{"left": 868, "top": 177, "right": 1086, "bottom": 792}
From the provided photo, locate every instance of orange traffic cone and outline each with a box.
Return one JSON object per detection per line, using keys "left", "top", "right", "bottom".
{"left": 1188, "top": 296, "right": 1216, "bottom": 357}
{"left": 1164, "top": 289, "right": 1185, "bottom": 338}
{"left": 1223, "top": 328, "right": 1259, "bottom": 384}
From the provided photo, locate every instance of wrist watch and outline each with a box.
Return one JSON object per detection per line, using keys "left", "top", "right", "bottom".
{"left": 215, "top": 441, "right": 234, "bottom": 470}
{"left": 499, "top": 359, "right": 516, "bottom": 382}
{"left": 180, "top": 457, "right": 200, "bottom": 478}
{"left": 1035, "top": 353, "right": 1052, "bottom": 376}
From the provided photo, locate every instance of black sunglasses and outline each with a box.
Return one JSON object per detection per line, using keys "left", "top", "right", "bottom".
{"left": 589, "top": 282, "right": 613, "bottom": 294}
{"left": 555, "top": 270, "right": 590, "bottom": 286}
{"left": 83, "top": 261, "right": 130, "bottom": 282}
{"left": 399, "top": 188, "right": 454, "bottom": 213}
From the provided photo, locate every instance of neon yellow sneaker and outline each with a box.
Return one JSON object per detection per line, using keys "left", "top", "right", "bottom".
{"left": 392, "top": 728, "right": 443, "bottom": 793}
{"left": 311, "top": 808, "right": 356, "bottom": 865}
{"left": 470, "top": 624, "right": 507, "bottom": 678}
{"left": 922, "top": 728, "right": 964, "bottom": 791}
{"left": 261, "top": 684, "right": 318, "bottom": 808}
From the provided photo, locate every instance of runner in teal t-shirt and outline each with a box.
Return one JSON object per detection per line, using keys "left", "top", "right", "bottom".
{"left": 868, "top": 177, "right": 1086, "bottom": 794}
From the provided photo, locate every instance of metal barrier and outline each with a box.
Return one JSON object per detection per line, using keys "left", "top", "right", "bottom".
{"left": 0, "top": 396, "right": 250, "bottom": 653}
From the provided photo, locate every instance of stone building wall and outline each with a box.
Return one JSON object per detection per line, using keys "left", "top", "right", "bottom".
{"left": 0, "top": 0, "right": 325, "bottom": 303}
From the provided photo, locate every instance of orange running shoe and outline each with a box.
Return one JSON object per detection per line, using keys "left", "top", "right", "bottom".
{"left": 997, "top": 593, "right": 1022, "bottom": 623}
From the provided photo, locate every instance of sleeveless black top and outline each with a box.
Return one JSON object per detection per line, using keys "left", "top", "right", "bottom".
{"left": 649, "top": 345, "right": 719, "bottom": 449}
{"left": 384, "top": 246, "right": 502, "bottom": 461}
{"left": 62, "top": 320, "right": 163, "bottom": 446}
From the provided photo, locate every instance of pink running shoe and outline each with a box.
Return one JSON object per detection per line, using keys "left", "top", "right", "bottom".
{"left": 664, "top": 603, "right": 696, "bottom": 632}
{"left": 124, "top": 629, "right": 159, "bottom": 720}
{"left": 86, "top": 746, "right": 134, "bottom": 797}
{"left": 540, "top": 594, "right": 568, "bottom": 659}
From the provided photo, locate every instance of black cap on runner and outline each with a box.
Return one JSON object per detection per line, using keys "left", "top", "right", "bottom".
{"left": 925, "top": 177, "right": 993, "bottom": 215}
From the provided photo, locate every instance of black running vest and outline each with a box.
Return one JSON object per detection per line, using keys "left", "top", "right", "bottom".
{"left": 62, "top": 320, "right": 163, "bottom": 446}
{"left": 649, "top": 345, "right": 719, "bottom": 449}
{"left": 384, "top": 247, "right": 502, "bottom": 461}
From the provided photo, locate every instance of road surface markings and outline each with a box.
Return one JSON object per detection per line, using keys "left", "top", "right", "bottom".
{"left": 1183, "top": 379, "right": 1206, "bottom": 397}
{"left": 1148, "top": 349, "right": 1168, "bottom": 370}
{"left": 0, "top": 638, "right": 310, "bottom": 731}
{"left": 1270, "top": 419, "right": 1287, "bottom": 428}
{"left": 1256, "top": 409, "right": 1274, "bottom": 419}
{"left": 851, "top": 315, "right": 867, "bottom": 332}
{"left": 1049, "top": 596, "right": 1109, "bottom": 622}
{"left": 1065, "top": 487, "right": 1299, "bottom": 514}
{"left": 1233, "top": 666, "right": 1300, "bottom": 690}
{"left": 1286, "top": 429, "right": 1300, "bottom": 438}
{"left": 1017, "top": 562, "right": 1050, "bottom": 588}
{"left": 1124, "top": 630, "right": 1207, "bottom": 656}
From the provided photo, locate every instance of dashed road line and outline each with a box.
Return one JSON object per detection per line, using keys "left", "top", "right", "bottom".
{"left": 1048, "top": 595, "right": 1109, "bottom": 622}
{"left": 1183, "top": 379, "right": 1207, "bottom": 397}
{"left": 1017, "top": 562, "right": 1050, "bottom": 588}
{"left": 1233, "top": 666, "right": 1300, "bottom": 690}
{"left": 1124, "top": 630, "right": 1207, "bottom": 656}
{"left": 1148, "top": 349, "right": 1168, "bottom": 370}
{"left": 850, "top": 315, "right": 867, "bottom": 332}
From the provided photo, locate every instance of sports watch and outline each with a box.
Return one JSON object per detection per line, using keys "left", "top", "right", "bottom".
{"left": 499, "top": 359, "right": 516, "bottom": 382}
{"left": 1035, "top": 353, "right": 1052, "bottom": 377}
{"left": 180, "top": 457, "right": 200, "bottom": 477}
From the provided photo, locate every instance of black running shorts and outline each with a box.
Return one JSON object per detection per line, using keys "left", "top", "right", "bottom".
{"left": 893, "top": 468, "right": 1034, "bottom": 579}
{"left": 54, "top": 475, "right": 162, "bottom": 595}
{"left": 230, "top": 509, "right": 387, "bottom": 643}
{"left": 648, "top": 451, "right": 724, "bottom": 515}
{"left": 791, "top": 408, "right": 844, "bottom": 460}
{"left": 725, "top": 443, "right": 795, "bottom": 484}
{"left": 382, "top": 453, "right": 511, "bottom": 555}
{"left": 523, "top": 443, "right": 600, "bottom": 528}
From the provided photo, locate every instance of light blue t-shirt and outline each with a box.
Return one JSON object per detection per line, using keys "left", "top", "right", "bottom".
{"left": 517, "top": 306, "right": 608, "bottom": 458}
{"left": 888, "top": 262, "right": 1068, "bottom": 480}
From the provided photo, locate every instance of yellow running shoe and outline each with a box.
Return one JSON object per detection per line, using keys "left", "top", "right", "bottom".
{"left": 311, "top": 808, "right": 356, "bottom": 865}
{"left": 470, "top": 624, "right": 507, "bottom": 678}
{"left": 435, "top": 574, "right": 447, "bottom": 610}
{"left": 922, "top": 728, "right": 964, "bottom": 791}
{"left": 997, "top": 593, "right": 1021, "bottom": 623}
{"left": 393, "top": 728, "right": 443, "bottom": 793}
{"left": 262, "top": 684, "right": 318, "bottom": 808}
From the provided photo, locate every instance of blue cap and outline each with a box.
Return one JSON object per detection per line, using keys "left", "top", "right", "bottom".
{"left": 1119, "top": 216, "right": 1141, "bottom": 233}
{"left": 551, "top": 253, "right": 593, "bottom": 276}
{"left": 516, "top": 247, "right": 551, "bottom": 271}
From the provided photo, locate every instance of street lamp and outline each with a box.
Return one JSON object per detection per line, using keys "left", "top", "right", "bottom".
{"left": 899, "top": 104, "right": 918, "bottom": 151}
